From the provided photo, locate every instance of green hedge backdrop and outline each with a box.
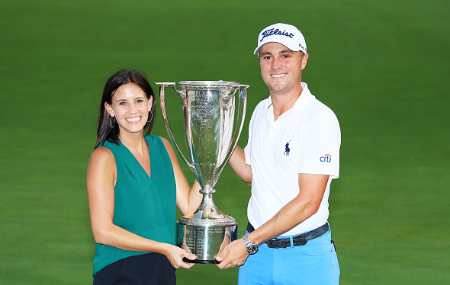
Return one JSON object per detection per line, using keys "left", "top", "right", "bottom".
{"left": 1, "top": 0, "right": 449, "bottom": 284}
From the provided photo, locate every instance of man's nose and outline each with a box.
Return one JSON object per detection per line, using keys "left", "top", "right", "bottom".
{"left": 272, "top": 56, "right": 282, "bottom": 69}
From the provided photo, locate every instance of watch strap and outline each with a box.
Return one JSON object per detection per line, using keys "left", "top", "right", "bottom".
{"left": 243, "top": 234, "right": 258, "bottom": 254}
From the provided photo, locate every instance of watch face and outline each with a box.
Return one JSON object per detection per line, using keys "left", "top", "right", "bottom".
{"left": 244, "top": 235, "right": 258, "bottom": 254}
{"left": 248, "top": 245, "right": 258, "bottom": 254}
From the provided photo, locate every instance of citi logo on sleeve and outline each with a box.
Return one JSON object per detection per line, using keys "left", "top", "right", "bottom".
{"left": 320, "top": 154, "right": 332, "bottom": 163}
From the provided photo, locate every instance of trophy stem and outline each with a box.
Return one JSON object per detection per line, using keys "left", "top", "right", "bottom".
{"left": 200, "top": 185, "right": 216, "bottom": 194}
{"left": 184, "top": 191, "right": 227, "bottom": 221}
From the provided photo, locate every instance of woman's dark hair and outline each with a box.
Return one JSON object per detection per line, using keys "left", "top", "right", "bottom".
{"left": 94, "top": 69, "right": 156, "bottom": 148}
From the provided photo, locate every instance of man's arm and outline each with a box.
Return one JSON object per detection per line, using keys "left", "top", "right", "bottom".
{"left": 215, "top": 173, "right": 329, "bottom": 269}
{"left": 228, "top": 146, "right": 252, "bottom": 186}
{"left": 247, "top": 173, "right": 329, "bottom": 244}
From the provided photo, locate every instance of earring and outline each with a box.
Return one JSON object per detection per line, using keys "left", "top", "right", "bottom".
{"left": 109, "top": 116, "right": 116, "bottom": 128}
{"left": 147, "top": 111, "right": 153, "bottom": 123}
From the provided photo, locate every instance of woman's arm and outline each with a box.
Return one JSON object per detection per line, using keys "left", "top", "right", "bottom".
{"left": 161, "top": 137, "right": 203, "bottom": 216}
{"left": 86, "top": 147, "right": 197, "bottom": 268}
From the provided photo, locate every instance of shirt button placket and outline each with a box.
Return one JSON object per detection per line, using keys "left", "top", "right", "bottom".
{"left": 267, "top": 121, "right": 280, "bottom": 155}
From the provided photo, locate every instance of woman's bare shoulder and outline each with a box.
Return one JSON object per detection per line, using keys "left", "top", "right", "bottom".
{"left": 88, "top": 146, "right": 116, "bottom": 172}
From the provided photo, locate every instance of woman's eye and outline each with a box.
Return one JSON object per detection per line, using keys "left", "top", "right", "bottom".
{"left": 119, "top": 102, "right": 127, "bottom": 106}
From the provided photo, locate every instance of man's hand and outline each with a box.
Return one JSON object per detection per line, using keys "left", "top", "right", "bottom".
{"left": 214, "top": 238, "right": 249, "bottom": 269}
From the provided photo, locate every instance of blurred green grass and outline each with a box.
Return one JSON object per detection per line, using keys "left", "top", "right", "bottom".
{"left": 0, "top": 0, "right": 449, "bottom": 284}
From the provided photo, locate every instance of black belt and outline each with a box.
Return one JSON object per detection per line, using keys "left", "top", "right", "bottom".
{"left": 246, "top": 222, "right": 329, "bottom": 248}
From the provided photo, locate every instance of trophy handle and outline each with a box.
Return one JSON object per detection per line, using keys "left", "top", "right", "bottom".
{"left": 217, "top": 84, "right": 248, "bottom": 171}
{"left": 155, "top": 82, "right": 199, "bottom": 179}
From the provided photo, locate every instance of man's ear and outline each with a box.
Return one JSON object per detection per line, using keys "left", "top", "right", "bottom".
{"left": 301, "top": 53, "right": 309, "bottom": 70}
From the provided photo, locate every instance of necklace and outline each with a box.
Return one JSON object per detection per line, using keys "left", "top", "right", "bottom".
{"left": 132, "top": 139, "right": 147, "bottom": 155}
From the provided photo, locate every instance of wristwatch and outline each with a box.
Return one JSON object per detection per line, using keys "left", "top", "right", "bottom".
{"left": 242, "top": 234, "right": 258, "bottom": 254}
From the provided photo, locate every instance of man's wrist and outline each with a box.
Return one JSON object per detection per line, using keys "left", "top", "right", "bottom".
{"left": 242, "top": 234, "right": 258, "bottom": 254}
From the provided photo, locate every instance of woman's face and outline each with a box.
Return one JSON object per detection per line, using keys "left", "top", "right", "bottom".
{"left": 105, "top": 83, "right": 152, "bottom": 135}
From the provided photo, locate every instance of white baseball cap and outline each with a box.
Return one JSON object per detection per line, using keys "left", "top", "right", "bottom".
{"left": 253, "top": 23, "right": 307, "bottom": 55}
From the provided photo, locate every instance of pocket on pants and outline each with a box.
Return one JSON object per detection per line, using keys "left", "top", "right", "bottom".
{"left": 332, "top": 241, "right": 340, "bottom": 277}
{"left": 297, "top": 231, "right": 333, "bottom": 256}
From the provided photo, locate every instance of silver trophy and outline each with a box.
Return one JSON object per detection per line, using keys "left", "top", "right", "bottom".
{"left": 155, "top": 81, "right": 248, "bottom": 264}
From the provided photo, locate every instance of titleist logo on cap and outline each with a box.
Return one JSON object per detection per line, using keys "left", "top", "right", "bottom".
{"left": 260, "top": 28, "right": 295, "bottom": 42}
{"left": 253, "top": 23, "right": 307, "bottom": 55}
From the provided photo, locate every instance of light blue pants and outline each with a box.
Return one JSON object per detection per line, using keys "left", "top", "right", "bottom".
{"left": 238, "top": 229, "right": 340, "bottom": 285}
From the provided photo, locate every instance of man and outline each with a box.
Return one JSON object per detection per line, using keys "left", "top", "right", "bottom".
{"left": 215, "top": 23, "right": 341, "bottom": 285}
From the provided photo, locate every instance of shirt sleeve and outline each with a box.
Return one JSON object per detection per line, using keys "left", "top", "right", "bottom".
{"left": 298, "top": 112, "right": 341, "bottom": 178}
{"left": 243, "top": 117, "right": 253, "bottom": 166}
{"left": 243, "top": 104, "right": 259, "bottom": 166}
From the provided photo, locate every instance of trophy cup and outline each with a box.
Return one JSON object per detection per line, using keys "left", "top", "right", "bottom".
{"left": 155, "top": 81, "right": 248, "bottom": 264}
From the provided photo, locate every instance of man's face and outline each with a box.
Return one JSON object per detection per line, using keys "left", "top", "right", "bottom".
{"left": 259, "top": 42, "right": 308, "bottom": 96}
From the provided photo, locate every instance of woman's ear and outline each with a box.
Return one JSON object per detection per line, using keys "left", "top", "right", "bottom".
{"left": 105, "top": 102, "right": 115, "bottom": 117}
{"left": 149, "top": 96, "right": 153, "bottom": 110}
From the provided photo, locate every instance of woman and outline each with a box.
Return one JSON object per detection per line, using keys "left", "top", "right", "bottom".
{"left": 86, "top": 69, "right": 202, "bottom": 284}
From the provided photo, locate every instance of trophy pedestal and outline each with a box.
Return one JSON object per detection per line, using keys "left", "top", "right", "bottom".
{"left": 176, "top": 221, "right": 237, "bottom": 264}
{"left": 176, "top": 193, "right": 238, "bottom": 263}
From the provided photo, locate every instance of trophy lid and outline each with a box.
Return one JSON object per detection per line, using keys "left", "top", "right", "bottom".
{"left": 176, "top": 81, "right": 242, "bottom": 91}
{"left": 177, "top": 80, "right": 240, "bottom": 85}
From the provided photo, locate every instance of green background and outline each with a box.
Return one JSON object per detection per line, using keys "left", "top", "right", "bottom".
{"left": 1, "top": 0, "right": 449, "bottom": 284}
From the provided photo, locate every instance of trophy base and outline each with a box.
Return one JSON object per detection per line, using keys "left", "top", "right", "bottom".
{"left": 175, "top": 192, "right": 238, "bottom": 263}
{"left": 182, "top": 257, "right": 220, "bottom": 264}
{"left": 176, "top": 221, "right": 237, "bottom": 263}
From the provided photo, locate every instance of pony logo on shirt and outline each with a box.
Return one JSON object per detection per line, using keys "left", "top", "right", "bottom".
{"left": 320, "top": 154, "right": 332, "bottom": 163}
{"left": 284, "top": 141, "right": 291, "bottom": 156}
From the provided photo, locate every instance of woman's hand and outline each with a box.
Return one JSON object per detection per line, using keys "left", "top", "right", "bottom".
{"left": 162, "top": 244, "right": 198, "bottom": 269}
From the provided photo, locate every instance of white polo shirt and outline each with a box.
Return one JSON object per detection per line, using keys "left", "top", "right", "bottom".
{"left": 244, "top": 82, "right": 341, "bottom": 236}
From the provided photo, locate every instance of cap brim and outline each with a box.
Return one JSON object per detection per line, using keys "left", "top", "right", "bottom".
{"left": 253, "top": 41, "right": 303, "bottom": 55}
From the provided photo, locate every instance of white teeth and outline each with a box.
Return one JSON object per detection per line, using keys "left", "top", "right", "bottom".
{"left": 126, "top": 117, "right": 140, "bottom": 122}
{"left": 272, "top": 74, "right": 285, "bottom": 78}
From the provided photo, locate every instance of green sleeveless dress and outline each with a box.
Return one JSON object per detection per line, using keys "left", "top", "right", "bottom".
{"left": 92, "top": 135, "right": 176, "bottom": 276}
